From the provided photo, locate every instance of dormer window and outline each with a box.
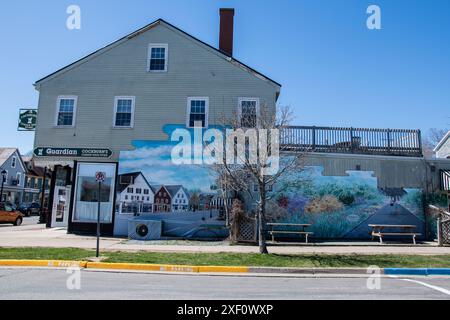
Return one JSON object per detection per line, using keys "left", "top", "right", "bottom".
{"left": 148, "top": 44, "right": 168, "bottom": 72}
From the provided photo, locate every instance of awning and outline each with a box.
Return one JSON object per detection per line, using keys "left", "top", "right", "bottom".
{"left": 441, "top": 170, "right": 450, "bottom": 191}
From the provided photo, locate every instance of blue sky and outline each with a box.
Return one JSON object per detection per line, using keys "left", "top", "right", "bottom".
{"left": 1, "top": 0, "right": 449, "bottom": 154}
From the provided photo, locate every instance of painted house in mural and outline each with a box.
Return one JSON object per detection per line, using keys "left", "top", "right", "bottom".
{"left": 153, "top": 185, "right": 189, "bottom": 212}
{"left": 116, "top": 172, "right": 154, "bottom": 215}
{"left": 31, "top": 8, "right": 281, "bottom": 235}
{"left": 0, "top": 148, "right": 26, "bottom": 205}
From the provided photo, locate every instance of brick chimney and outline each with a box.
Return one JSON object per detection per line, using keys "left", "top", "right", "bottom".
{"left": 219, "top": 8, "right": 235, "bottom": 56}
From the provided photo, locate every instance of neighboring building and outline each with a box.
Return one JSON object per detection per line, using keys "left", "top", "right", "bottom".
{"left": 0, "top": 148, "right": 26, "bottom": 205}
{"left": 434, "top": 131, "right": 450, "bottom": 159}
{"left": 32, "top": 9, "right": 280, "bottom": 235}
{"left": 22, "top": 156, "right": 51, "bottom": 206}
{"left": 116, "top": 172, "right": 154, "bottom": 214}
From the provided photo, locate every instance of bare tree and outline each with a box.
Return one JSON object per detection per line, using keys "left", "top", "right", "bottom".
{"left": 209, "top": 104, "right": 306, "bottom": 254}
{"left": 423, "top": 128, "right": 449, "bottom": 158}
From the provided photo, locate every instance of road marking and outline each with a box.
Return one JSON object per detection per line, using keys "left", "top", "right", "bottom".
{"left": 391, "top": 277, "right": 450, "bottom": 296}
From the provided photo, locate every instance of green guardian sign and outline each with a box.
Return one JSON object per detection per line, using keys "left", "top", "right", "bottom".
{"left": 18, "top": 109, "right": 38, "bottom": 131}
{"left": 34, "top": 147, "right": 113, "bottom": 159}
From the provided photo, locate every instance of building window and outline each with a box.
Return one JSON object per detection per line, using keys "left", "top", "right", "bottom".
{"left": 136, "top": 188, "right": 142, "bottom": 194}
{"left": 11, "top": 157, "right": 16, "bottom": 168}
{"left": 114, "top": 97, "right": 135, "bottom": 128}
{"left": 238, "top": 98, "right": 259, "bottom": 128}
{"left": 144, "top": 189, "right": 149, "bottom": 195}
{"left": 56, "top": 96, "right": 77, "bottom": 126}
{"left": 125, "top": 195, "right": 128, "bottom": 200}
{"left": 148, "top": 44, "right": 168, "bottom": 72}
{"left": 15, "top": 173, "right": 21, "bottom": 186}
{"left": 187, "top": 97, "right": 209, "bottom": 128}
{"left": 127, "top": 187, "right": 134, "bottom": 193}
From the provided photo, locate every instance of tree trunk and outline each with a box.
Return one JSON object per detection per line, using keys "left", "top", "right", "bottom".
{"left": 258, "top": 184, "right": 269, "bottom": 254}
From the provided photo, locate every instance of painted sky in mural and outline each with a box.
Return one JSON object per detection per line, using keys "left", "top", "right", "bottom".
{"left": 119, "top": 125, "right": 217, "bottom": 193}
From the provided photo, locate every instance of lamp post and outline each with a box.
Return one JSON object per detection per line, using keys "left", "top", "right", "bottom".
{"left": 0, "top": 169, "right": 7, "bottom": 203}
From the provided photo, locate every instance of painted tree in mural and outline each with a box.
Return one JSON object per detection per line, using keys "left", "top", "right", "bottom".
{"left": 211, "top": 105, "right": 306, "bottom": 254}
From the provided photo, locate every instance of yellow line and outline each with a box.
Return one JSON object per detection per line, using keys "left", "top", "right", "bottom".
{"left": 0, "top": 260, "right": 87, "bottom": 268}
{"left": 86, "top": 262, "right": 200, "bottom": 273}
{"left": 0, "top": 260, "right": 249, "bottom": 274}
{"left": 197, "top": 266, "right": 249, "bottom": 273}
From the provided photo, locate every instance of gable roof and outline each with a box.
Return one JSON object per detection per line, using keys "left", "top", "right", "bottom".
{"left": 434, "top": 130, "right": 450, "bottom": 152}
{"left": 0, "top": 148, "right": 26, "bottom": 172}
{"left": 164, "top": 185, "right": 189, "bottom": 198}
{"left": 34, "top": 19, "right": 281, "bottom": 91}
{"left": 117, "top": 172, "right": 152, "bottom": 193}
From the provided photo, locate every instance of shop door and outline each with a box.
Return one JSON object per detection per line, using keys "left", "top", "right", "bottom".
{"left": 51, "top": 186, "right": 70, "bottom": 228}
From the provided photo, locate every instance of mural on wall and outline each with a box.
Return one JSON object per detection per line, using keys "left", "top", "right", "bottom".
{"left": 115, "top": 124, "right": 426, "bottom": 240}
{"left": 269, "top": 166, "right": 425, "bottom": 239}
{"left": 115, "top": 125, "right": 227, "bottom": 238}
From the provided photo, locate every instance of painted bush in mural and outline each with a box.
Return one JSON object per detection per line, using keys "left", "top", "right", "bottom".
{"left": 268, "top": 167, "right": 425, "bottom": 239}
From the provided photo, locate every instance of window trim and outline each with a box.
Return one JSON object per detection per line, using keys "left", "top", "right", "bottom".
{"left": 55, "top": 95, "right": 78, "bottom": 127}
{"left": 147, "top": 43, "right": 168, "bottom": 72}
{"left": 186, "top": 97, "right": 209, "bottom": 129}
{"left": 237, "top": 97, "right": 260, "bottom": 128}
{"left": 113, "top": 96, "right": 136, "bottom": 128}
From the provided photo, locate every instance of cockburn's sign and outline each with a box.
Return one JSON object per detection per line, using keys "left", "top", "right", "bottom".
{"left": 34, "top": 147, "right": 113, "bottom": 158}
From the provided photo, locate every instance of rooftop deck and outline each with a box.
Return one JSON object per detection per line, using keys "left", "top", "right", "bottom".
{"left": 280, "top": 126, "right": 422, "bottom": 157}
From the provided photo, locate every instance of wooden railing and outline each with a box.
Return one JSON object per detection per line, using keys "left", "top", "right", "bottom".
{"left": 280, "top": 126, "right": 422, "bottom": 157}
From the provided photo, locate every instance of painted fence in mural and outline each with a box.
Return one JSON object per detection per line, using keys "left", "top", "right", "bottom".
{"left": 114, "top": 124, "right": 427, "bottom": 240}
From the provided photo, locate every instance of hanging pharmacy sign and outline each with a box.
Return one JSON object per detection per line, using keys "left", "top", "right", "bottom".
{"left": 18, "top": 109, "right": 38, "bottom": 131}
{"left": 34, "top": 147, "right": 113, "bottom": 158}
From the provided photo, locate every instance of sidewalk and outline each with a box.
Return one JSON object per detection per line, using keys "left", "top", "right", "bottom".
{"left": 1, "top": 224, "right": 449, "bottom": 255}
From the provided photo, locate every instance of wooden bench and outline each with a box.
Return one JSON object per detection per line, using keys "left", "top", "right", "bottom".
{"left": 267, "top": 223, "right": 313, "bottom": 243}
{"left": 369, "top": 224, "right": 421, "bottom": 245}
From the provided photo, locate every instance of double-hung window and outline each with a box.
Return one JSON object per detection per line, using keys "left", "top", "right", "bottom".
{"left": 148, "top": 44, "right": 168, "bottom": 72}
{"left": 113, "top": 96, "right": 135, "bottom": 128}
{"left": 238, "top": 98, "right": 259, "bottom": 128}
{"left": 56, "top": 96, "right": 77, "bottom": 127}
{"left": 187, "top": 97, "right": 209, "bottom": 128}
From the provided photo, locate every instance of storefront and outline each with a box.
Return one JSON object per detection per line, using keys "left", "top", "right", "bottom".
{"left": 33, "top": 148, "right": 117, "bottom": 236}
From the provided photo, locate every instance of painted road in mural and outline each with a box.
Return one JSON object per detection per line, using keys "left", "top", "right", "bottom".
{"left": 115, "top": 124, "right": 426, "bottom": 240}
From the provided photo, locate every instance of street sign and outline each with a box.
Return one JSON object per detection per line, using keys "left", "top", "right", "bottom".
{"left": 18, "top": 109, "right": 37, "bottom": 131}
{"left": 33, "top": 147, "right": 113, "bottom": 158}
{"left": 95, "top": 171, "right": 106, "bottom": 182}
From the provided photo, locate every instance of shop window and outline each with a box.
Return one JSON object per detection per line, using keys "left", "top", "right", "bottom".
{"left": 72, "top": 163, "right": 116, "bottom": 223}
{"left": 56, "top": 96, "right": 77, "bottom": 126}
{"left": 148, "top": 44, "right": 168, "bottom": 72}
{"left": 113, "top": 97, "right": 135, "bottom": 128}
{"left": 187, "top": 97, "right": 209, "bottom": 128}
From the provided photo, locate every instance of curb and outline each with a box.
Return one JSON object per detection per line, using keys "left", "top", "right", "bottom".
{"left": 0, "top": 260, "right": 87, "bottom": 268}
{"left": 1, "top": 260, "right": 449, "bottom": 276}
{"left": 384, "top": 268, "right": 450, "bottom": 276}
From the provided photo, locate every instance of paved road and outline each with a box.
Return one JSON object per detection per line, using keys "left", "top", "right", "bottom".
{"left": 0, "top": 268, "right": 449, "bottom": 300}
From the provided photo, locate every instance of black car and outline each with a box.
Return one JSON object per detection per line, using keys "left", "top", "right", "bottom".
{"left": 18, "top": 202, "right": 41, "bottom": 217}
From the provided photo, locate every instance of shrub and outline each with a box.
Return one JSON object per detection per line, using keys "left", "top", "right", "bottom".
{"left": 305, "top": 195, "right": 343, "bottom": 214}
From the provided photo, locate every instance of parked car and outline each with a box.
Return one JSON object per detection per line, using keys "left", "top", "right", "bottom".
{"left": 18, "top": 202, "right": 40, "bottom": 217}
{"left": 0, "top": 203, "right": 23, "bottom": 226}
